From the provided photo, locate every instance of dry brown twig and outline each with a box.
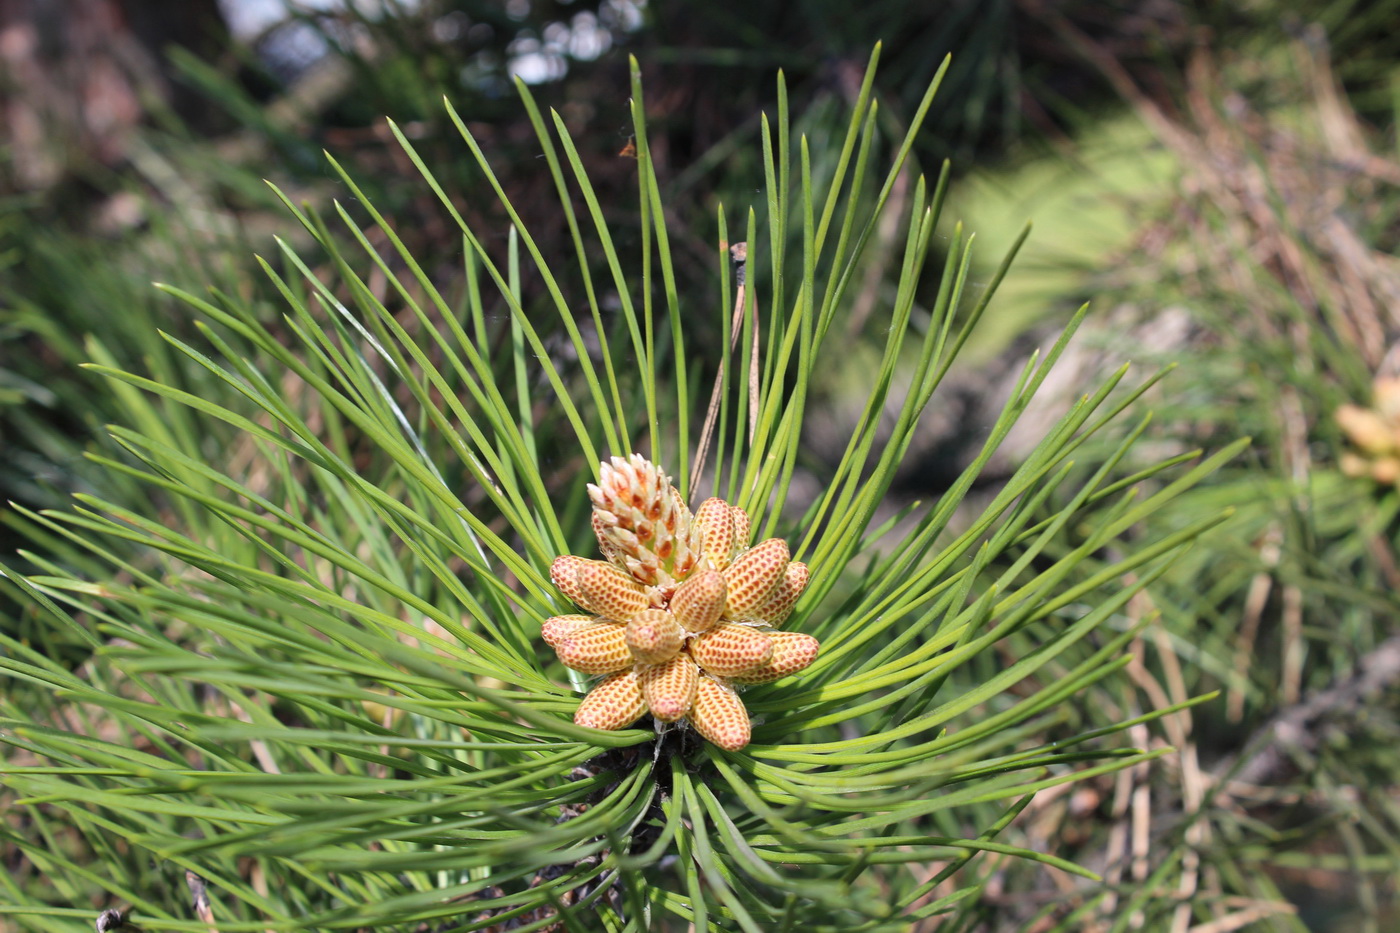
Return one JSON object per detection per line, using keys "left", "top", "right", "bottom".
{"left": 1216, "top": 634, "right": 1400, "bottom": 793}
{"left": 186, "top": 870, "right": 218, "bottom": 933}
{"left": 690, "top": 241, "right": 755, "bottom": 492}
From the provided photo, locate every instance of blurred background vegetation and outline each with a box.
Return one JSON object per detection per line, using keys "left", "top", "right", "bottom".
{"left": 2, "top": 0, "right": 1398, "bottom": 929}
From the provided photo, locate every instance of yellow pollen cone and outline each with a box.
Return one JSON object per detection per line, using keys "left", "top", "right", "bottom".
{"left": 723, "top": 538, "right": 789, "bottom": 616}
{"left": 549, "top": 555, "right": 595, "bottom": 611}
{"left": 730, "top": 506, "right": 751, "bottom": 550}
{"left": 694, "top": 497, "right": 736, "bottom": 568}
{"left": 541, "top": 615, "right": 594, "bottom": 649}
{"left": 554, "top": 621, "right": 632, "bottom": 674}
{"left": 670, "top": 569, "right": 727, "bottom": 633}
{"left": 639, "top": 654, "right": 699, "bottom": 722}
{"left": 574, "top": 670, "right": 647, "bottom": 731}
{"left": 624, "top": 609, "right": 684, "bottom": 664}
{"left": 690, "top": 675, "right": 751, "bottom": 751}
{"left": 1373, "top": 457, "right": 1400, "bottom": 484}
{"left": 690, "top": 623, "right": 775, "bottom": 678}
{"left": 1337, "top": 404, "right": 1397, "bottom": 456}
{"left": 728, "top": 632, "right": 820, "bottom": 684}
{"left": 574, "top": 561, "right": 651, "bottom": 619}
{"left": 753, "top": 561, "right": 808, "bottom": 626}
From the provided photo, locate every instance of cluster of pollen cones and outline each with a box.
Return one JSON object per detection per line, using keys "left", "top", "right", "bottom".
{"left": 1338, "top": 375, "right": 1400, "bottom": 485}
{"left": 544, "top": 455, "right": 819, "bottom": 751}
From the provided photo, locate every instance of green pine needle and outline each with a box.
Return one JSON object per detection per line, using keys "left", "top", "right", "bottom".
{"left": 0, "top": 48, "right": 1240, "bottom": 931}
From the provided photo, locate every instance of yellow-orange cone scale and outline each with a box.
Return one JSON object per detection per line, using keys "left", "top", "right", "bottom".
{"left": 722, "top": 538, "right": 789, "bottom": 617}
{"left": 669, "top": 569, "right": 727, "bottom": 633}
{"left": 689, "top": 622, "right": 775, "bottom": 678}
{"left": 728, "top": 632, "right": 820, "bottom": 684}
{"left": 690, "top": 675, "right": 751, "bottom": 751}
{"left": 574, "top": 670, "right": 647, "bottom": 731}
{"left": 624, "top": 609, "right": 684, "bottom": 664}
{"left": 554, "top": 621, "right": 632, "bottom": 674}
{"left": 639, "top": 654, "right": 699, "bottom": 722}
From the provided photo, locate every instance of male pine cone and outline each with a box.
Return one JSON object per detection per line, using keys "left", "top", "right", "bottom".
{"left": 544, "top": 455, "right": 818, "bottom": 751}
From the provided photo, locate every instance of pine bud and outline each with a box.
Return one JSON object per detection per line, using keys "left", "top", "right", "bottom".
{"left": 591, "top": 510, "right": 622, "bottom": 564}
{"left": 588, "top": 455, "right": 699, "bottom": 586}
